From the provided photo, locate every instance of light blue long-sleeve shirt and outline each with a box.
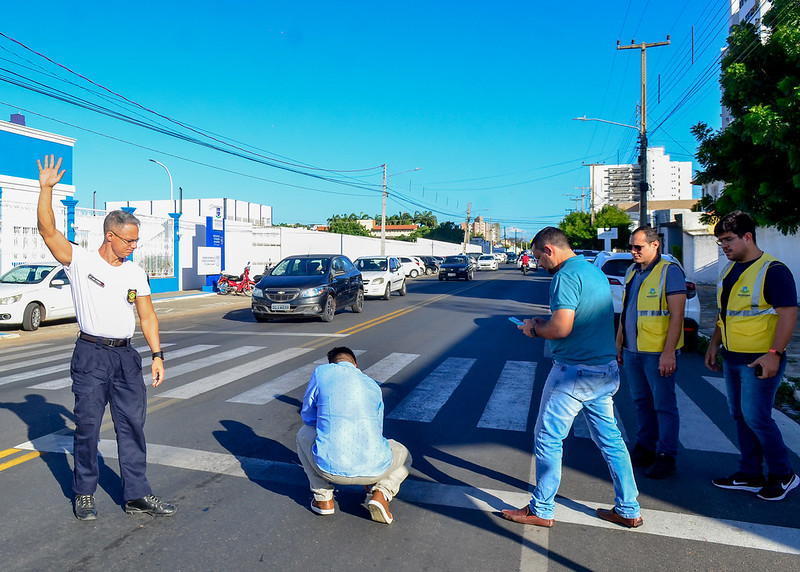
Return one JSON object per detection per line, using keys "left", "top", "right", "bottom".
{"left": 301, "top": 361, "right": 393, "bottom": 477}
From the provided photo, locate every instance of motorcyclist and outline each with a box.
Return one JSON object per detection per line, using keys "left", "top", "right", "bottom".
{"left": 521, "top": 252, "right": 529, "bottom": 275}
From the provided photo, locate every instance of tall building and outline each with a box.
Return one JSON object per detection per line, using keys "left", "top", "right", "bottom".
{"left": 589, "top": 146, "right": 693, "bottom": 212}
{"left": 461, "top": 216, "right": 500, "bottom": 243}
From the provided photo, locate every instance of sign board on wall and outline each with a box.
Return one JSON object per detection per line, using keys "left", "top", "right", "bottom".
{"left": 197, "top": 247, "right": 222, "bottom": 275}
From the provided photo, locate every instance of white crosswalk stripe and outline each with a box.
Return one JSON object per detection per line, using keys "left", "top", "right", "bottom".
{"left": 227, "top": 350, "right": 367, "bottom": 405}
{"left": 477, "top": 360, "right": 536, "bottom": 432}
{"left": 387, "top": 357, "right": 476, "bottom": 423}
{"left": 363, "top": 352, "right": 420, "bottom": 384}
{"left": 675, "top": 384, "right": 739, "bottom": 453}
{"left": 157, "top": 347, "right": 312, "bottom": 400}
{"left": 0, "top": 342, "right": 73, "bottom": 364}
{"left": 703, "top": 375, "right": 800, "bottom": 458}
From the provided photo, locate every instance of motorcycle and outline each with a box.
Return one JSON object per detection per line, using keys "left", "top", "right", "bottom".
{"left": 520, "top": 258, "right": 529, "bottom": 275}
{"left": 217, "top": 263, "right": 255, "bottom": 295}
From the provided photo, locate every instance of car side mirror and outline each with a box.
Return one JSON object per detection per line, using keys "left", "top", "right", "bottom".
{"left": 50, "top": 279, "right": 67, "bottom": 287}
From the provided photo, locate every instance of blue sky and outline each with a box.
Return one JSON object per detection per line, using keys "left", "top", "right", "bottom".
{"left": 1, "top": 1, "right": 728, "bottom": 237}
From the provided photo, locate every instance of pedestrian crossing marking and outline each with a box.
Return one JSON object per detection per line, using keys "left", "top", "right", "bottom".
{"left": 157, "top": 347, "right": 313, "bottom": 400}
{"left": 703, "top": 375, "right": 800, "bottom": 458}
{"left": 363, "top": 352, "right": 420, "bottom": 385}
{"left": 0, "top": 343, "right": 73, "bottom": 365}
{"left": 572, "top": 406, "right": 628, "bottom": 442}
{"left": 14, "top": 432, "right": 800, "bottom": 556}
{"left": 477, "top": 360, "right": 536, "bottom": 432}
{"left": 387, "top": 357, "right": 476, "bottom": 423}
{"left": 26, "top": 343, "right": 179, "bottom": 390}
{"left": 226, "top": 350, "right": 367, "bottom": 405}
{"left": 675, "top": 385, "right": 739, "bottom": 454}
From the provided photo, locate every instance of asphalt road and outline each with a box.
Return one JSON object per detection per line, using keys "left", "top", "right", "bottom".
{"left": 1, "top": 266, "right": 799, "bottom": 571}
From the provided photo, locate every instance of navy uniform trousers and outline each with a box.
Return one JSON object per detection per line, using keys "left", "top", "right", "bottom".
{"left": 71, "top": 338, "right": 151, "bottom": 501}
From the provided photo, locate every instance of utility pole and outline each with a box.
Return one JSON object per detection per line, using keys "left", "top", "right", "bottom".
{"left": 461, "top": 202, "right": 471, "bottom": 254}
{"left": 617, "top": 36, "right": 670, "bottom": 228}
{"left": 380, "top": 164, "right": 387, "bottom": 255}
{"left": 574, "top": 186, "right": 590, "bottom": 212}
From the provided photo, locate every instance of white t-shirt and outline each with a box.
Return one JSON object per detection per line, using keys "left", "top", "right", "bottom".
{"left": 64, "top": 245, "right": 151, "bottom": 339}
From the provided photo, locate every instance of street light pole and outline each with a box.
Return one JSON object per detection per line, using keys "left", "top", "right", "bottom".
{"left": 148, "top": 159, "right": 174, "bottom": 204}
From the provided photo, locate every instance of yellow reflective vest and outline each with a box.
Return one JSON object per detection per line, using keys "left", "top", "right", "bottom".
{"left": 622, "top": 258, "right": 684, "bottom": 352}
{"left": 717, "top": 254, "right": 779, "bottom": 353}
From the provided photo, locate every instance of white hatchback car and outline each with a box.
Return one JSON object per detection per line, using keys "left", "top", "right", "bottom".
{"left": 354, "top": 256, "right": 407, "bottom": 299}
{"left": 397, "top": 256, "right": 424, "bottom": 278}
{"left": 0, "top": 264, "right": 75, "bottom": 331}
{"left": 477, "top": 254, "right": 499, "bottom": 271}
{"left": 592, "top": 251, "right": 701, "bottom": 350}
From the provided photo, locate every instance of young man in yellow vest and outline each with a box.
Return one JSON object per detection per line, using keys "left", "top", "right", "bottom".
{"left": 616, "top": 226, "right": 686, "bottom": 479}
{"left": 705, "top": 211, "right": 798, "bottom": 501}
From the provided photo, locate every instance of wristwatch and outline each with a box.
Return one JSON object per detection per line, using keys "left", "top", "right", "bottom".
{"left": 768, "top": 349, "right": 784, "bottom": 358}
{"left": 531, "top": 324, "right": 538, "bottom": 337}
{"left": 152, "top": 351, "right": 164, "bottom": 361}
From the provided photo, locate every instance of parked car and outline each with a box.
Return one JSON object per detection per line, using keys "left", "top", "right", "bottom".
{"left": 397, "top": 256, "right": 424, "bottom": 278}
{"left": 592, "top": 251, "right": 700, "bottom": 351}
{"left": 439, "top": 255, "right": 475, "bottom": 281}
{"left": 251, "top": 254, "right": 363, "bottom": 322}
{"left": 493, "top": 252, "right": 507, "bottom": 263}
{"left": 418, "top": 256, "right": 441, "bottom": 275}
{"left": 574, "top": 249, "right": 601, "bottom": 264}
{"left": 354, "top": 256, "right": 407, "bottom": 299}
{"left": 0, "top": 264, "right": 75, "bottom": 331}
{"left": 477, "top": 254, "right": 499, "bottom": 271}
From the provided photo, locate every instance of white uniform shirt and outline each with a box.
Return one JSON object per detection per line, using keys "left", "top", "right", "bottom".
{"left": 64, "top": 244, "right": 151, "bottom": 339}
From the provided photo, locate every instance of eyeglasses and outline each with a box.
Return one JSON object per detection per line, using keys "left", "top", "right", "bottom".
{"left": 716, "top": 236, "right": 739, "bottom": 246}
{"left": 630, "top": 244, "right": 647, "bottom": 252}
{"left": 110, "top": 230, "right": 139, "bottom": 245}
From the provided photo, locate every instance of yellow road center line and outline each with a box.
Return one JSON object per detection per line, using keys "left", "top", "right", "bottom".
{"left": 0, "top": 450, "right": 43, "bottom": 471}
{"left": 0, "top": 448, "right": 22, "bottom": 459}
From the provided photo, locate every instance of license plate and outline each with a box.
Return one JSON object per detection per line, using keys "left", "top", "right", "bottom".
{"left": 448, "top": 272, "right": 456, "bottom": 277}
{"left": 271, "top": 303, "right": 290, "bottom": 312}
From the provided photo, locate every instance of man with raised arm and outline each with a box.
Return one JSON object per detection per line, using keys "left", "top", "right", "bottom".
{"left": 37, "top": 155, "right": 176, "bottom": 520}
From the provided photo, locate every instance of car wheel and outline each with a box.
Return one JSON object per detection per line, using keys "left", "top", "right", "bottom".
{"left": 320, "top": 295, "right": 336, "bottom": 322}
{"left": 351, "top": 290, "right": 364, "bottom": 313}
{"left": 383, "top": 284, "right": 391, "bottom": 300}
{"left": 22, "top": 302, "right": 43, "bottom": 331}
{"left": 398, "top": 280, "right": 407, "bottom": 295}
{"left": 409, "top": 269, "right": 419, "bottom": 278}
{"left": 253, "top": 313, "right": 271, "bottom": 323}
{"left": 425, "top": 267, "right": 432, "bottom": 275}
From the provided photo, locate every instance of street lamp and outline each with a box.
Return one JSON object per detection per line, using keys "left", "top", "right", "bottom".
{"left": 380, "top": 166, "right": 421, "bottom": 255}
{"left": 148, "top": 159, "right": 174, "bottom": 203}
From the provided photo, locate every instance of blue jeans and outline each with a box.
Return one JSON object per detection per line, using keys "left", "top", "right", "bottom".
{"left": 530, "top": 360, "right": 640, "bottom": 520}
{"left": 623, "top": 349, "right": 679, "bottom": 457}
{"left": 723, "top": 359, "right": 792, "bottom": 477}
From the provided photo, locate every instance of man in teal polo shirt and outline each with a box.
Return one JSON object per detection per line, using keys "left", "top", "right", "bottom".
{"left": 502, "top": 227, "right": 642, "bottom": 528}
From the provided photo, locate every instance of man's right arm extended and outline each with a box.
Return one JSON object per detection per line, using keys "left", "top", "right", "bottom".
{"left": 36, "top": 155, "right": 72, "bottom": 265}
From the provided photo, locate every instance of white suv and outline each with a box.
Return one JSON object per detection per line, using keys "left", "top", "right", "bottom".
{"left": 354, "top": 256, "right": 407, "bottom": 299}
{"left": 592, "top": 251, "right": 701, "bottom": 351}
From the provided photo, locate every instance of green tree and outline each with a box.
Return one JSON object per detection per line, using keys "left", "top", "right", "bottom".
{"left": 328, "top": 220, "right": 371, "bottom": 237}
{"left": 426, "top": 221, "right": 464, "bottom": 244}
{"left": 558, "top": 205, "right": 632, "bottom": 250}
{"left": 692, "top": 0, "right": 800, "bottom": 233}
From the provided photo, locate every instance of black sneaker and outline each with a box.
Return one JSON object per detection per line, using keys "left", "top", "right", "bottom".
{"left": 74, "top": 494, "right": 97, "bottom": 521}
{"left": 645, "top": 452, "right": 676, "bottom": 479}
{"left": 712, "top": 471, "right": 766, "bottom": 492}
{"left": 630, "top": 443, "right": 656, "bottom": 468}
{"left": 756, "top": 472, "right": 800, "bottom": 501}
{"left": 125, "top": 494, "right": 177, "bottom": 516}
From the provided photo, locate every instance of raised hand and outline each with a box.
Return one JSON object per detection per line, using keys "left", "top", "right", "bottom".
{"left": 37, "top": 154, "right": 65, "bottom": 189}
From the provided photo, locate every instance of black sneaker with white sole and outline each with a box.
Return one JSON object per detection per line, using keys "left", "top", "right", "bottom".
{"left": 712, "top": 471, "right": 766, "bottom": 492}
{"left": 74, "top": 494, "right": 97, "bottom": 521}
{"left": 756, "top": 472, "right": 800, "bottom": 501}
{"left": 124, "top": 494, "right": 177, "bottom": 516}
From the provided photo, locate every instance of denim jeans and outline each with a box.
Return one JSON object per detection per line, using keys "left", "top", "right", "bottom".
{"left": 723, "top": 359, "right": 792, "bottom": 477}
{"left": 623, "top": 349, "right": 680, "bottom": 457}
{"left": 530, "top": 360, "right": 640, "bottom": 520}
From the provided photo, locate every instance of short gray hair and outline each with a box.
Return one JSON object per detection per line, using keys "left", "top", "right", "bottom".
{"left": 103, "top": 210, "right": 140, "bottom": 233}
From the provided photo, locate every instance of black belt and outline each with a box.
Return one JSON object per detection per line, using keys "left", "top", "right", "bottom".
{"left": 79, "top": 332, "right": 130, "bottom": 347}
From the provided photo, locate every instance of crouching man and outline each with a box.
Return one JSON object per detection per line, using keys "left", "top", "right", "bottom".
{"left": 296, "top": 347, "right": 412, "bottom": 524}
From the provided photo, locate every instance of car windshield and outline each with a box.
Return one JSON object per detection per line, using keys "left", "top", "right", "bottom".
{"left": 0, "top": 265, "right": 55, "bottom": 284}
{"left": 270, "top": 257, "right": 330, "bottom": 276}
{"left": 444, "top": 256, "right": 466, "bottom": 264}
{"left": 601, "top": 258, "right": 633, "bottom": 278}
{"left": 356, "top": 258, "right": 387, "bottom": 272}
{"left": 479, "top": 256, "right": 493, "bottom": 260}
